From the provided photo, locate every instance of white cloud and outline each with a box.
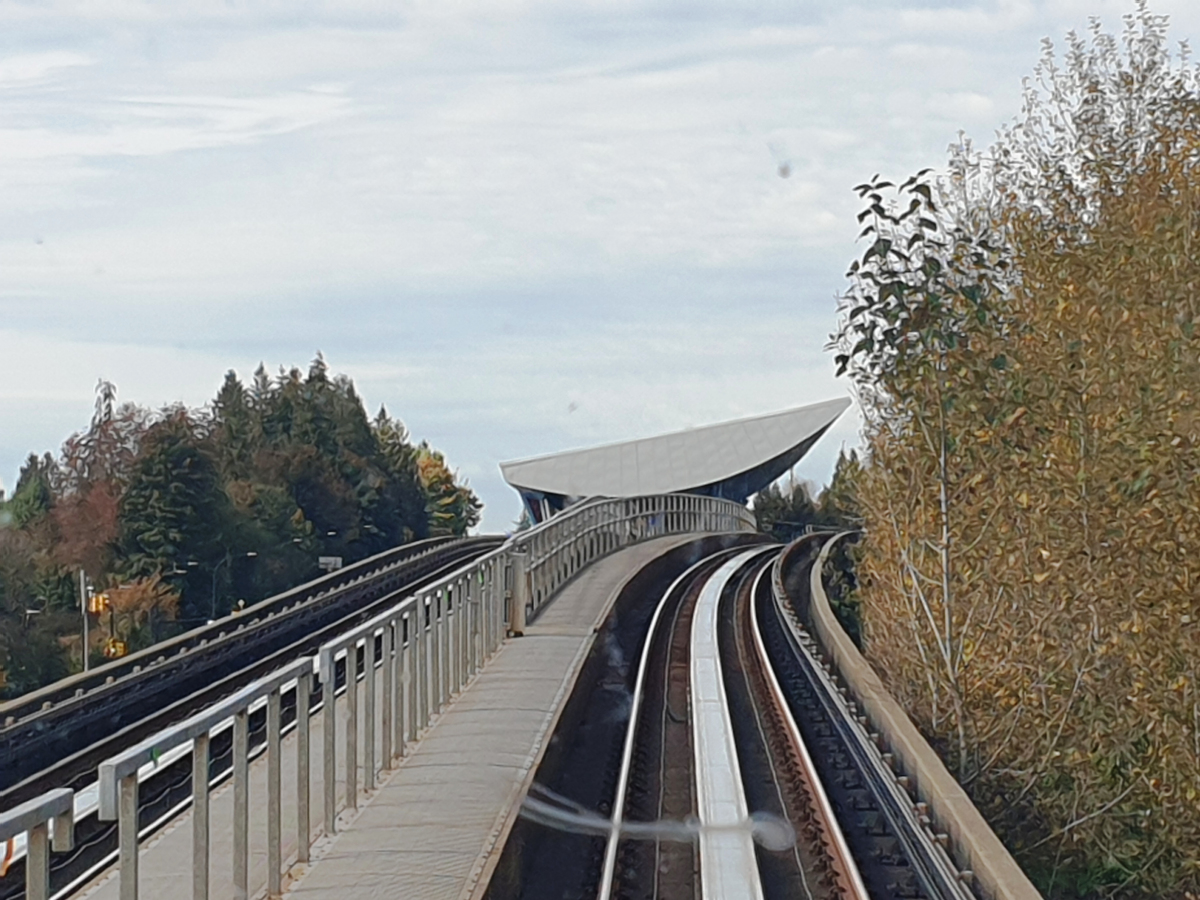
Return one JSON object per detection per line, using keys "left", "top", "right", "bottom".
{"left": 4, "top": 0, "right": 1200, "bottom": 532}
{"left": 0, "top": 51, "right": 92, "bottom": 85}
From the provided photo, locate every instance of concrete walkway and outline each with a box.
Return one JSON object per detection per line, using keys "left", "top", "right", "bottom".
{"left": 76, "top": 534, "right": 696, "bottom": 900}
{"left": 286, "top": 534, "right": 695, "bottom": 900}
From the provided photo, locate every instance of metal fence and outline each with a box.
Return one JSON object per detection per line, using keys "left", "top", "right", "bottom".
{"left": 517, "top": 494, "right": 754, "bottom": 616}
{"left": 0, "top": 789, "right": 73, "bottom": 900}
{"left": 89, "top": 493, "right": 753, "bottom": 900}
{"left": 98, "top": 657, "right": 313, "bottom": 900}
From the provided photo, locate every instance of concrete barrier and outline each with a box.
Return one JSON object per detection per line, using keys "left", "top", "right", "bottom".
{"left": 799, "top": 533, "right": 1042, "bottom": 900}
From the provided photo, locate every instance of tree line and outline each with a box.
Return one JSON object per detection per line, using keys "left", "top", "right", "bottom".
{"left": 828, "top": 5, "right": 1200, "bottom": 896}
{"left": 0, "top": 357, "right": 480, "bottom": 699}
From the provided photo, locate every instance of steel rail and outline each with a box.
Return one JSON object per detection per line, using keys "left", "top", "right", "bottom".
{"left": 595, "top": 552, "right": 731, "bottom": 900}
{"left": 690, "top": 548, "right": 776, "bottom": 900}
{"left": 596, "top": 545, "right": 775, "bottom": 900}
{"left": 746, "top": 561, "right": 870, "bottom": 899}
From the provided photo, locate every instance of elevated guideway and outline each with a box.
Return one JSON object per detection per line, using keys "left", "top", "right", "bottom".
{"left": 1, "top": 514, "right": 1044, "bottom": 900}
{"left": 75, "top": 536, "right": 707, "bottom": 900}
{"left": 0, "top": 494, "right": 755, "bottom": 900}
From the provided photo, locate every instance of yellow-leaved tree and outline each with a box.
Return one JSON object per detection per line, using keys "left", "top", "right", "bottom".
{"left": 831, "top": 6, "right": 1200, "bottom": 896}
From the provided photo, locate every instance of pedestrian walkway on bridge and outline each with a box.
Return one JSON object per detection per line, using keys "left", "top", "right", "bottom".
{"left": 78, "top": 535, "right": 696, "bottom": 900}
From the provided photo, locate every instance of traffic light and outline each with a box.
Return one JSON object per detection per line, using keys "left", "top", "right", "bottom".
{"left": 88, "top": 592, "right": 110, "bottom": 614}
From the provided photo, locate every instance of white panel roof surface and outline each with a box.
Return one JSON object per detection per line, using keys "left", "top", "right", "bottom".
{"left": 499, "top": 397, "right": 851, "bottom": 498}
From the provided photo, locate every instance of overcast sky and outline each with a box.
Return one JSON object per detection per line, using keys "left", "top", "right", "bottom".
{"left": 3, "top": 0, "right": 1197, "bottom": 531}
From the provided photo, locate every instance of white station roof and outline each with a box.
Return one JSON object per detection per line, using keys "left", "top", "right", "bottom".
{"left": 500, "top": 397, "right": 851, "bottom": 499}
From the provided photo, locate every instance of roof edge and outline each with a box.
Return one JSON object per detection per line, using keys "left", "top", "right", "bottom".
{"left": 499, "top": 396, "right": 851, "bottom": 475}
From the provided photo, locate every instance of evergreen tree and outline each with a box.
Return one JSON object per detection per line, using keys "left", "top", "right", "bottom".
{"left": 8, "top": 454, "right": 56, "bottom": 527}
{"left": 415, "top": 444, "right": 481, "bottom": 536}
{"left": 118, "top": 411, "right": 226, "bottom": 617}
{"left": 751, "top": 480, "right": 817, "bottom": 539}
{"left": 211, "top": 371, "right": 259, "bottom": 480}
{"left": 0, "top": 357, "right": 484, "bottom": 696}
{"left": 373, "top": 407, "right": 429, "bottom": 542}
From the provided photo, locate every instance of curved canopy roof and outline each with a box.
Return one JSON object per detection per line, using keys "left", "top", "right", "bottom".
{"left": 500, "top": 397, "right": 851, "bottom": 499}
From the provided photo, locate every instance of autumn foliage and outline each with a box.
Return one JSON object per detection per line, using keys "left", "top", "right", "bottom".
{"left": 832, "top": 6, "right": 1200, "bottom": 896}
{"left": 0, "top": 357, "right": 480, "bottom": 699}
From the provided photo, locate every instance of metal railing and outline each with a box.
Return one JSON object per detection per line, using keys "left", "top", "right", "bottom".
{"left": 316, "top": 551, "right": 503, "bottom": 834}
{"left": 0, "top": 790, "right": 73, "bottom": 900}
{"left": 315, "top": 493, "right": 753, "bottom": 829}
{"left": 98, "top": 657, "right": 313, "bottom": 900}
{"left": 89, "top": 493, "right": 753, "bottom": 898}
{"left": 516, "top": 494, "right": 754, "bottom": 615}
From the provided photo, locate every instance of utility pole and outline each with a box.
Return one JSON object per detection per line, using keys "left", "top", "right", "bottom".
{"left": 79, "top": 569, "right": 90, "bottom": 672}
{"left": 211, "top": 553, "right": 230, "bottom": 620}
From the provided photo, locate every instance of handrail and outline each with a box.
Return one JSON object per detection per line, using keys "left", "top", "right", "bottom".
{"left": 0, "top": 789, "right": 73, "bottom": 900}
{"left": 97, "top": 656, "right": 315, "bottom": 900}
{"left": 513, "top": 494, "right": 755, "bottom": 616}
{"left": 313, "top": 545, "right": 504, "bottom": 836}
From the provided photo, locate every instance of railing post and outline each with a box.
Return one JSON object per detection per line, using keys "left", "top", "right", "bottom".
{"left": 8, "top": 789, "right": 74, "bottom": 900}
{"left": 364, "top": 633, "right": 376, "bottom": 792}
{"left": 469, "top": 574, "right": 480, "bottom": 675}
{"left": 458, "top": 579, "right": 468, "bottom": 686}
{"left": 26, "top": 822, "right": 49, "bottom": 900}
{"left": 346, "top": 645, "right": 359, "bottom": 810}
{"left": 446, "top": 588, "right": 457, "bottom": 696}
{"left": 193, "top": 732, "right": 210, "bottom": 900}
{"left": 457, "top": 581, "right": 466, "bottom": 689}
{"left": 442, "top": 590, "right": 451, "bottom": 700}
{"left": 404, "top": 612, "right": 416, "bottom": 747}
{"left": 297, "top": 669, "right": 311, "bottom": 863}
{"left": 494, "top": 558, "right": 504, "bottom": 649}
{"left": 510, "top": 550, "right": 529, "bottom": 636}
{"left": 322, "top": 655, "right": 337, "bottom": 836}
{"left": 415, "top": 603, "right": 427, "bottom": 730}
{"left": 484, "top": 562, "right": 494, "bottom": 655}
{"left": 233, "top": 709, "right": 249, "bottom": 900}
{"left": 427, "top": 596, "right": 437, "bottom": 712}
{"left": 447, "top": 586, "right": 456, "bottom": 692}
{"left": 119, "top": 774, "right": 138, "bottom": 900}
{"left": 391, "top": 616, "right": 404, "bottom": 760}
{"left": 267, "top": 688, "right": 282, "bottom": 899}
{"left": 440, "top": 592, "right": 450, "bottom": 704}
{"left": 382, "top": 620, "right": 394, "bottom": 767}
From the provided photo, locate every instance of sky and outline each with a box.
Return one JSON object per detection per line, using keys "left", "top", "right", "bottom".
{"left": 2, "top": 0, "right": 1198, "bottom": 532}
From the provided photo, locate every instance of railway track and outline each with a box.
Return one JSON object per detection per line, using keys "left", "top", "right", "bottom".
{"left": 722, "top": 550, "right": 865, "bottom": 900}
{"left": 0, "top": 536, "right": 501, "bottom": 900}
{"left": 583, "top": 537, "right": 978, "bottom": 899}
{"left": 761, "top": 536, "right": 975, "bottom": 899}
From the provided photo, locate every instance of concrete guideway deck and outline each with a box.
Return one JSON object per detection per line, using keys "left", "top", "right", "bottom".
{"left": 285, "top": 533, "right": 700, "bottom": 900}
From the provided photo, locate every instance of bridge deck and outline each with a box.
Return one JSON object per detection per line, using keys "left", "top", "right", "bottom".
{"left": 78, "top": 535, "right": 695, "bottom": 900}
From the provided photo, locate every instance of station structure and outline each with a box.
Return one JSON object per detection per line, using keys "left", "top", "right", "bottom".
{"left": 500, "top": 396, "right": 852, "bottom": 522}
